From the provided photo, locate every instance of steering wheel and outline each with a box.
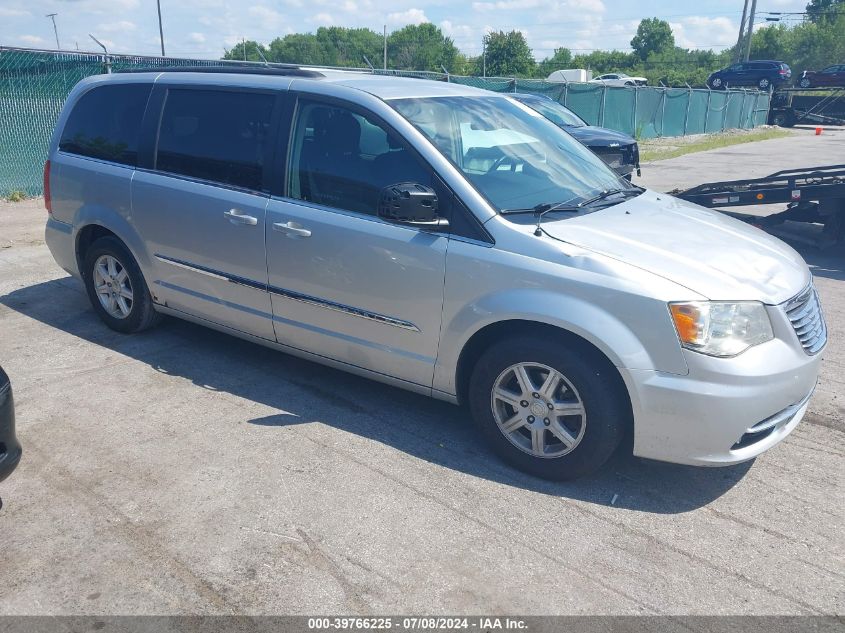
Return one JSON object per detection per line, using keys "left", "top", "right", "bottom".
{"left": 487, "top": 154, "right": 522, "bottom": 174}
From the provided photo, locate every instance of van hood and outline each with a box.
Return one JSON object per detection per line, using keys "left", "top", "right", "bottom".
{"left": 540, "top": 190, "right": 810, "bottom": 304}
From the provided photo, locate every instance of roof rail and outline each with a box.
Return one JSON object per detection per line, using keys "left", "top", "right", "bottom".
{"left": 116, "top": 65, "right": 324, "bottom": 78}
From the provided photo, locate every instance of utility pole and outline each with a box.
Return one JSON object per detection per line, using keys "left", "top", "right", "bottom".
{"left": 45, "top": 13, "right": 60, "bottom": 49}
{"left": 156, "top": 0, "right": 165, "bottom": 56}
{"left": 243, "top": 37, "right": 246, "bottom": 61}
{"left": 743, "top": 0, "right": 758, "bottom": 61}
{"left": 734, "top": 0, "right": 750, "bottom": 62}
{"left": 383, "top": 25, "right": 387, "bottom": 70}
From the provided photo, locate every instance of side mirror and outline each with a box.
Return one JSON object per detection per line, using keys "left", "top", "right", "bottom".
{"left": 378, "top": 183, "right": 448, "bottom": 228}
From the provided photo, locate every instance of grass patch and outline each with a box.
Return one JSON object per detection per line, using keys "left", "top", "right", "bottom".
{"left": 4, "top": 190, "right": 28, "bottom": 202}
{"left": 640, "top": 128, "right": 793, "bottom": 162}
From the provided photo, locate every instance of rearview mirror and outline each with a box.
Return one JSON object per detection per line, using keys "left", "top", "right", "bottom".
{"left": 378, "top": 183, "right": 447, "bottom": 228}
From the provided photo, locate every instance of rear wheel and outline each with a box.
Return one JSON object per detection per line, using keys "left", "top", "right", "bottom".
{"left": 82, "top": 236, "right": 160, "bottom": 333}
{"left": 468, "top": 336, "right": 628, "bottom": 480}
{"left": 758, "top": 77, "right": 771, "bottom": 90}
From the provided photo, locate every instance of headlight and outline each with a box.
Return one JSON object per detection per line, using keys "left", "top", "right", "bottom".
{"left": 669, "top": 301, "right": 773, "bottom": 357}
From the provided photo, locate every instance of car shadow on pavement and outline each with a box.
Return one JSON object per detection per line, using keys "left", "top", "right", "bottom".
{"left": 1, "top": 277, "right": 754, "bottom": 514}
{"left": 803, "top": 249, "right": 845, "bottom": 282}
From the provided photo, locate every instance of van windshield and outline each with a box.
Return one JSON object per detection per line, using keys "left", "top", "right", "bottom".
{"left": 390, "top": 95, "right": 629, "bottom": 213}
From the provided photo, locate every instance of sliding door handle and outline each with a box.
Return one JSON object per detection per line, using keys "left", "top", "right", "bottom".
{"left": 273, "top": 221, "right": 312, "bottom": 238}
{"left": 224, "top": 209, "right": 258, "bottom": 226}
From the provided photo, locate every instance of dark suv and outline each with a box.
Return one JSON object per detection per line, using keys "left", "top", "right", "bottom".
{"left": 708, "top": 60, "right": 791, "bottom": 90}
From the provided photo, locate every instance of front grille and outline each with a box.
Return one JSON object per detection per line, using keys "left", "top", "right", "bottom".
{"left": 784, "top": 285, "right": 827, "bottom": 355}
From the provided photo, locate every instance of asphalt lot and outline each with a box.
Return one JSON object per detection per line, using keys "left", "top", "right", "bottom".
{"left": 0, "top": 130, "right": 843, "bottom": 615}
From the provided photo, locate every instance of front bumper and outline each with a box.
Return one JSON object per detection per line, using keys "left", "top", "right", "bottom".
{"left": 593, "top": 144, "right": 639, "bottom": 178}
{"left": 621, "top": 314, "right": 823, "bottom": 467}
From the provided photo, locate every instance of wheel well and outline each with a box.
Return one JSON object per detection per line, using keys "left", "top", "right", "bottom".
{"left": 455, "top": 320, "right": 627, "bottom": 404}
{"left": 75, "top": 224, "right": 118, "bottom": 270}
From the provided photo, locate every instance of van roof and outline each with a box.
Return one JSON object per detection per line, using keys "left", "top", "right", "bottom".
{"left": 111, "top": 66, "right": 493, "bottom": 100}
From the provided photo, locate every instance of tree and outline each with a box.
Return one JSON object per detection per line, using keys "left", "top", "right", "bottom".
{"left": 388, "top": 23, "right": 460, "bottom": 72}
{"left": 749, "top": 24, "right": 793, "bottom": 62}
{"left": 477, "top": 30, "right": 536, "bottom": 77}
{"left": 264, "top": 27, "right": 382, "bottom": 67}
{"left": 630, "top": 18, "right": 674, "bottom": 61}
{"left": 537, "top": 47, "right": 573, "bottom": 78}
{"left": 222, "top": 40, "right": 268, "bottom": 62}
{"left": 806, "top": 0, "right": 844, "bottom": 22}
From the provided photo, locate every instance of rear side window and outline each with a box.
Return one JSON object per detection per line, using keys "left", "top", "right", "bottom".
{"left": 59, "top": 83, "right": 151, "bottom": 165}
{"left": 155, "top": 88, "right": 274, "bottom": 191}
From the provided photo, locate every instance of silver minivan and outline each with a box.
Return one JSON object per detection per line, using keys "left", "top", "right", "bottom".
{"left": 44, "top": 67, "right": 826, "bottom": 480}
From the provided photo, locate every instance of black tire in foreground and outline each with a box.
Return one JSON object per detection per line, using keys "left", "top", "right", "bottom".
{"left": 468, "top": 335, "right": 629, "bottom": 481}
{"left": 82, "top": 236, "right": 161, "bottom": 334}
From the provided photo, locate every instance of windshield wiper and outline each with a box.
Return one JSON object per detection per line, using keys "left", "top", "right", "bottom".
{"left": 531, "top": 186, "right": 643, "bottom": 236}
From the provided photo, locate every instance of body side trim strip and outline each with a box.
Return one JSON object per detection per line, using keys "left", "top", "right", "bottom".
{"left": 153, "top": 253, "right": 420, "bottom": 332}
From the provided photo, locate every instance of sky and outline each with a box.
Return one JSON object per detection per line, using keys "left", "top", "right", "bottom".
{"left": 0, "top": 0, "right": 813, "bottom": 61}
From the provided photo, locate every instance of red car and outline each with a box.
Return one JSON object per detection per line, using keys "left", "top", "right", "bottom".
{"left": 798, "top": 64, "right": 845, "bottom": 88}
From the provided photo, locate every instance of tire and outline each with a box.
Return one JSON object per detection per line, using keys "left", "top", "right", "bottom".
{"left": 82, "top": 236, "right": 160, "bottom": 334}
{"left": 799, "top": 77, "right": 811, "bottom": 89}
{"left": 758, "top": 78, "right": 770, "bottom": 90}
{"left": 468, "top": 336, "right": 629, "bottom": 480}
{"left": 709, "top": 76, "right": 723, "bottom": 89}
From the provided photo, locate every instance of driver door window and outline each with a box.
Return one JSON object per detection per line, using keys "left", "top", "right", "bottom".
{"left": 287, "top": 100, "right": 432, "bottom": 216}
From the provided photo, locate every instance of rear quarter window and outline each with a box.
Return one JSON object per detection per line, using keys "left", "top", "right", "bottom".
{"left": 59, "top": 83, "right": 152, "bottom": 165}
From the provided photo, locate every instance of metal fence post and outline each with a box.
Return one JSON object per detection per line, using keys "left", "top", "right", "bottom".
{"left": 599, "top": 84, "right": 607, "bottom": 127}
{"left": 633, "top": 86, "right": 639, "bottom": 137}
{"left": 682, "top": 83, "right": 692, "bottom": 137}
{"left": 631, "top": 85, "right": 637, "bottom": 135}
{"left": 659, "top": 87, "right": 667, "bottom": 138}
{"left": 563, "top": 80, "right": 568, "bottom": 106}
{"left": 704, "top": 88, "right": 712, "bottom": 134}
{"left": 722, "top": 92, "right": 730, "bottom": 131}
{"left": 740, "top": 89, "right": 748, "bottom": 128}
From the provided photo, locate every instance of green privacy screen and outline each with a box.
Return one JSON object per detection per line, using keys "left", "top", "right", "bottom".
{"left": 0, "top": 47, "right": 771, "bottom": 197}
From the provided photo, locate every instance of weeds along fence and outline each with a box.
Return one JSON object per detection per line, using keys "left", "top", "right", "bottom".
{"left": 0, "top": 46, "right": 771, "bottom": 197}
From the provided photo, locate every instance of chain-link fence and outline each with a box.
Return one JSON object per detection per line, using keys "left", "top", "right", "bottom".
{"left": 0, "top": 46, "right": 771, "bottom": 197}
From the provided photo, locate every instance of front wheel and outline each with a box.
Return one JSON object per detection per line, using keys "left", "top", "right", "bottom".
{"left": 468, "top": 336, "right": 629, "bottom": 480}
{"left": 83, "top": 236, "right": 160, "bottom": 334}
{"left": 709, "top": 76, "right": 723, "bottom": 89}
{"left": 799, "top": 77, "right": 812, "bottom": 89}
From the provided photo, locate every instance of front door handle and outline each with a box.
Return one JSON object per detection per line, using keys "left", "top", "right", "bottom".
{"left": 224, "top": 209, "right": 258, "bottom": 226}
{"left": 273, "top": 221, "right": 312, "bottom": 238}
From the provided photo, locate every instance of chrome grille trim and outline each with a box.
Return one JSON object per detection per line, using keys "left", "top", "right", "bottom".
{"left": 783, "top": 285, "right": 827, "bottom": 355}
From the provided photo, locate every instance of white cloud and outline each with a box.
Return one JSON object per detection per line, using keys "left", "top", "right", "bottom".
{"left": 670, "top": 16, "right": 737, "bottom": 50}
{"left": 248, "top": 5, "right": 286, "bottom": 26}
{"left": 387, "top": 8, "right": 428, "bottom": 25}
{"left": 0, "top": 7, "right": 30, "bottom": 17}
{"left": 97, "top": 20, "right": 137, "bottom": 33}
{"left": 188, "top": 32, "right": 206, "bottom": 43}
{"left": 312, "top": 12, "right": 334, "bottom": 25}
{"left": 18, "top": 34, "right": 45, "bottom": 44}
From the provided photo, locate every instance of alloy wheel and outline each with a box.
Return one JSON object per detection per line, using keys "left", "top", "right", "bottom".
{"left": 490, "top": 362, "right": 586, "bottom": 459}
{"left": 93, "top": 254, "right": 134, "bottom": 319}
